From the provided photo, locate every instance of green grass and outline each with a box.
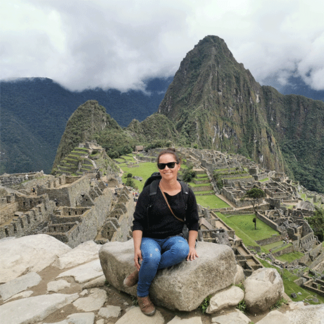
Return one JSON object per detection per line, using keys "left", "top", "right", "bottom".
{"left": 258, "top": 258, "right": 324, "bottom": 304}
{"left": 276, "top": 252, "right": 304, "bottom": 263}
{"left": 215, "top": 214, "right": 279, "bottom": 252}
{"left": 226, "top": 215, "right": 279, "bottom": 241}
{"left": 120, "top": 161, "right": 158, "bottom": 192}
{"left": 196, "top": 173, "right": 208, "bottom": 178}
{"left": 194, "top": 177, "right": 209, "bottom": 181}
{"left": 123, "top": 156, "right": 135, "bottom": 161}
{"left": 114, "top": 158, "right": 125, "bottom": 163}
{"left": 259, "top": 177, "right": 269, "bottom": 182}
{"left": 196, "top": 196, "right": 229, "bottom": 209}
{"left": 221, "top": 176, "right": 253, "bottom": 180}
{"left": 189, "top": 182, "right": 212, "bottom": 187}
{"left": 263, "top": 240, "right": 285, "bottom": 251}
{"left": 195, "top": 190, "right": 215, "bottom": 194}
{"left": 216, "top": 213, "right": 261, "bottom": 248}
{"left": 215, "top": 168, "right": 237, "bottom": 172}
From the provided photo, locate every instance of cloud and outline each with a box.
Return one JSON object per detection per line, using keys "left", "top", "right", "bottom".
{"left": 1, "top": 0, "right": 324, "bottom": 91}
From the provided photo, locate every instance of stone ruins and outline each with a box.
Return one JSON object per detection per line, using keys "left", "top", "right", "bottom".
{"left": 1, "top": 144, "right": 324, "bottom": 312}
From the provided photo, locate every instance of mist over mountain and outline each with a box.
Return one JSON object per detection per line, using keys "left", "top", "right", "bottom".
{"left": 263, "top": 75, "right": 324, "bottom": 102}
{"left": 3, "top": 35, "right": 324, "bottom": 193}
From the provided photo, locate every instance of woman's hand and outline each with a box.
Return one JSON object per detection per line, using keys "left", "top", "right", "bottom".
{"left": 187, "top": 230, "right": 198, "bottom": 261}
{"left": 187, "top": 247, "right": 198, "bottom": 261}
{"left": 134, "top": 248, "right": 143, "bottom": 271}
{"left": 133, "top": 230, "right": 143, "bottom": 271}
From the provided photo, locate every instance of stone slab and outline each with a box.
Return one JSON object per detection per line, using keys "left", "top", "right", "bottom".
{"left": 167, "top": 316, "right": 202, "bottom": 324}
{"left": 7, "top": 290, "right": 33, "bottom": 301}
{"left": 206, "top": 286, "right": 244, "bottom": 314}
{"left": 82, "top": 275, "right": 106, "bottom": 289}
{"left": 0, "top": 293, "right": 78, "bottom": 324}
{"left": 98, "top": 305, "right": 121, "bottom": 319}
{"left": 57, "top": 259, "right": 103, "bottom": 283}
{"left": 55, "top": 241, "right": 101, "bottom": 270}
{"left": 0, "top": 272, "right": 41, "bottom": 300}
{"left": 47, "top": 279, "right": 71, "bottom": 293}
{"left": 211, "top": 309, "right": 250, "bottom": 324}
{"left": 73, "top": 288, "right": 107, "bottom": 311}
{"left": 115, "top": 307, "right": 164, "bottom": 324}
{"left": 256, "top": 310, "right": 290, "bottom": 324}
{"left": 44, "top": 312, "right": 95, "bottom": 324}
{"left": 0, "top": 234, "right": 71, "bottom": 283}
{"left": 285, "top": 304, "right": 324, "bottom": 324}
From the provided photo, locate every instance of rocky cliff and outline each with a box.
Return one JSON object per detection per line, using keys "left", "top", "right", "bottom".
{"left": 158, "top": 36, "right": 285, "bottom": 172}
{"left": 158, "top": 36, "right": 324, "bottom": 192}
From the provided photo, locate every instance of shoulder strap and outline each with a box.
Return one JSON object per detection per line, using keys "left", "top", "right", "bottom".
{"left": 149, "top": 179, "right": 160, "bottom": 197}
{"left": 159, "top": 183, "right": 184, "bottom": 223}
{"left": 179, "top": 181, "right": 189, "bottom": 211}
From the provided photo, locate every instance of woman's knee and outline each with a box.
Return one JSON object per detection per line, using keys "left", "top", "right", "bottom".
{"left": 169, "top": 237, "right": 189, "bottom": 258}
{"left": 142, "top": 249, "right": 161, "bottom": 267}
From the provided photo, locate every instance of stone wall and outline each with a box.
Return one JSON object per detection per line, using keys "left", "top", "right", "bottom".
{"left": 37, "top": 176, "right": 91, "bottom": 207}
{"left": 221, "top": 187, "right": 252, "bottom": 208}
{"left": 0, "top": 195, "right": 55, "bottom": 239}
{"left": 48, "top": 189, "right": 114, "bottom": 248}
{"left": 299, "top": 232, "right": 316, "bottom": 251}
{"left": 0, "top": 172, "right": 41, "bottom": 187}
{"left": 101, "top": 188, "right": 135, "bottom": 242}
{"left": 256, "top": 234, "right": 284, "bottom": 246}
{"left": 0, "top": 201, "right": 18, "bottom": 225}
{"left": 309, "top": 243, "right": 322, "bottom": 260}
{"left": 256, "top": 212, "right": 281, "bottom": 233}
{"left": 310, "top": 252, "right": 324, "bottom": 270}
{"left": 273, "top": 245, "right": 295, "bottom": 257}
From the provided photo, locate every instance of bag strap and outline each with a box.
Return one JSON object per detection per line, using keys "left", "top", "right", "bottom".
{"left": 159, "top": 183, "right": 184, "bottom": 223}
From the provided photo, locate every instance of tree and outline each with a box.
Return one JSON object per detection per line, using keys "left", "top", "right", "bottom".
{"left": 244, "top": 188, "right": 266, "bottom": 230}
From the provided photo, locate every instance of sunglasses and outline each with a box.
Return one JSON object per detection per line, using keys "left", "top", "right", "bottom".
{"left": 157, "top": 162, "right": 178, "bottom": 170}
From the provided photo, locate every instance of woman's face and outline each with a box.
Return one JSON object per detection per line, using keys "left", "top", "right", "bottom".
{"left": 158, "top": 153, "right": 181, "bottom": 181}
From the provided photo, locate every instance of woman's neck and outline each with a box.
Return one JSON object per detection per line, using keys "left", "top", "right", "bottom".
{"left": 160, "top": 178, "right": 180, "bottom": 191}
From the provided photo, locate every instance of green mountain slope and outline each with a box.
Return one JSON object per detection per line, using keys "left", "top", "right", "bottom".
{"left": 158, "top": 36, "right": 285, "bottom": 172}
{"left": 158, "top": 36, "right": 324, "bottom": 192}
{"left": 0, "top": 77, "right": 172, "bottom": 174}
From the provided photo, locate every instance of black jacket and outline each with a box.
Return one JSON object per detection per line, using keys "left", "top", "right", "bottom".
{"left": 132, "top": 184, "right": 199, "bottom": 239}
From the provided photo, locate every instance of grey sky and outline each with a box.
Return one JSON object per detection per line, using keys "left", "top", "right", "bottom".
{"left": 1, "top": 0, "right": 324, "bottom": 91}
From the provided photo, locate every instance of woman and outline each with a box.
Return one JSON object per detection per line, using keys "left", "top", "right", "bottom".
{"left": 123, "top": 149, "right": 199, "bottom": 316}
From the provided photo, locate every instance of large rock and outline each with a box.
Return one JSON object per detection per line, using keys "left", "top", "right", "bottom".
{"left": 0, "top": 272, "right": 41, "bottom": 300}
{"left": 206, "top": 286, "right": 244, "bottom": 314}
{"left": 99, "top": 239, "right": 236, "bottom": 311}
{"left": 0, "top": 234, "right": 71, "bottom": 283}
{"left": 54, "top": 241, "right": 101, "bottom": 270}
{"left": 233, "top": 265, "right": 245, "bottom": 285}
{"left": 244, "top": 268, "right": 284, "bottom": 314}
{"left": 0, "top": 293, "right": 78, "bottom": 324}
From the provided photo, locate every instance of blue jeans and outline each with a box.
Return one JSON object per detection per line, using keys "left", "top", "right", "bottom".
{"left": 137, "top": 236, "right": 189, "bottom": 297}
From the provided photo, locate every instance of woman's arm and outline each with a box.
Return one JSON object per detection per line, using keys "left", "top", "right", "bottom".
{"left": 133, "top": 230, "right": 143, "bottom": 270}
{"left": 187, "top": 230, "right": 198, "bottom": 261}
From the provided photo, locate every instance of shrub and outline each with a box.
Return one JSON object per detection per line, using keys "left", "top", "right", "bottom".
{"left": 199, "top": 295, "right": 211, "bottom": 314}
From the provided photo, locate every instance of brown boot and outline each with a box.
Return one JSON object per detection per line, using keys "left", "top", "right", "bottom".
{"left": 137, "top": 295, "right": 156, "bottom": 316}
{"left": 123, "top": 269, "right": 139, "bottom": 287}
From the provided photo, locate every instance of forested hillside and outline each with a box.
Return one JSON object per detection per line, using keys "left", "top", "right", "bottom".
{"left": 0, "top": 77, "right": 172, "bottom": 174}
